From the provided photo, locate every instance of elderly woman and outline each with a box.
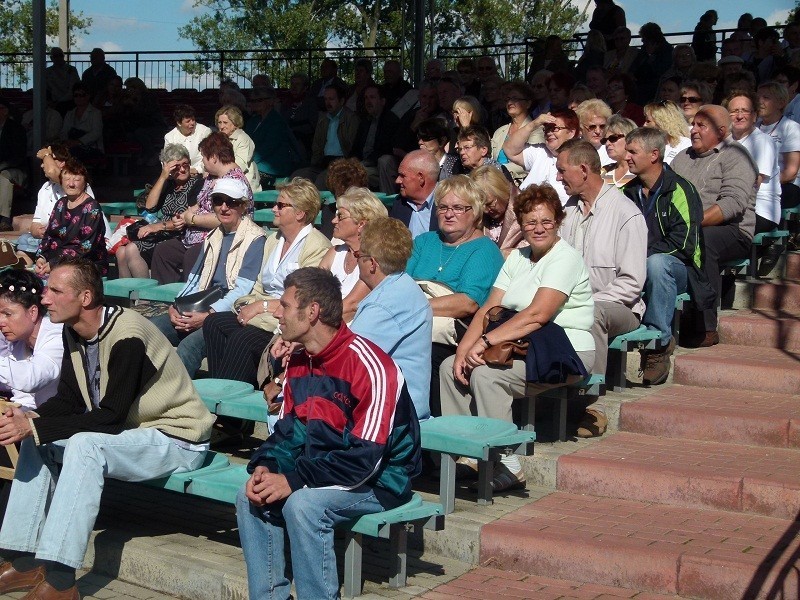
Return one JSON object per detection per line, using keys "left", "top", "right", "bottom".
{"left": 150, "top": 178, "right": 266, "bottom": 377}
{"left": 417, "top": 118, "right": 461, "bottom": 181}
{"left": 116, "top": 144, "right": 204, "bottom": 278}
{"left": 503, "top": 108, "right": 581, "bottom": 204}
{"left": 34, "top": 158, "right": 107, "bottom": 277}
{"left": 319, "top": 186, "right": 387, "bottom": 320}
{"left": 643, "top": 100, "right": 691, "bottom": 164}
{"left": 491, "top": 82, "right": 543, "bottom": 184}
{"left": 150, "top": 132, "right": 253, "bottom": 284}
{"left": 575, "top": 98, "right": 613, "bottom": 164}
{"left": 0, "top": 269, "right": 62, "bottom": 411}
{"left": 440, "top": 184, "right": 594, "bottom": 492}
{"left": 406, "top": 175, "right": 505, "bottom": 413}
{"left": 216, "top": 104, "right": 262, "bottom": 193}
{"left": 600, "top": 115, "right": 637, "bottom": 187}
{"left": 452, "top": 96, "right": 483, "bottom": 130}
{"left": 203, "top": 178, "right": 331, "bottom": 387}
{"left": 679, "top": 81, "right": 712, "bottom": 124}
{"left": 605, "top": 73, "right": 645, "bottom": 125}
{"left": 470, "top": 165, "right": 525, "bottom": 257}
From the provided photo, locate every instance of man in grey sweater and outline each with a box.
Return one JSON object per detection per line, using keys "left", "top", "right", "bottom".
{"left": 672, "top": 104, "right": 757, "bottom": 347}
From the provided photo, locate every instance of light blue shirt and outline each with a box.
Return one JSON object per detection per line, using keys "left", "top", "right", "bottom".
{"left": 323, "top": 109, "right": 344, "bottom": 157}
{"left": 408, "top": 190, "right": 435, "bottom": 239}
{"left": 350, "top": 272, "right": 433, "bottom": 420}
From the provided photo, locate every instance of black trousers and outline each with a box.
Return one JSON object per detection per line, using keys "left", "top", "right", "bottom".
{"left": 700, "top": 223, "right": 751, "bottom": 331}
{"left": 203, "top": 311, "right": 275, "bottom": 387}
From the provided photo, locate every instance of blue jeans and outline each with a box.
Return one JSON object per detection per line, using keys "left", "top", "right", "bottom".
{"left": 236, "top": 483, "right": 384, "bottom": 600}
{"left": 0, "top": 429, "right": 205, "bottom": 568}
{"left": 150, "top": 314, "right": 206, "bottom": 377}
{"left": 642, "top": 253, "right": 688, "bottom": 345}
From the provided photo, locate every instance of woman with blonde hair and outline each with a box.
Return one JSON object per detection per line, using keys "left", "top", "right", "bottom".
{"left": 470, "top": 165, "right": 525, "bottom": 257}
{"left": 644, "top": 100, "right": 691, "bottom": 163}
{"left": 215, "top": 104, "right": 261, "bottom": 192}
{"left": 452, "top": 96, "right": 483, "bottom": 130}
{"left": 319, "top": 186, "right": 388, "bottom": 320}
{"left": 600, "top": 115, "right": 637, "bottom": 187}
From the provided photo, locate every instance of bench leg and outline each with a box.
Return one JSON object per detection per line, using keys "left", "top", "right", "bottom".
{"left": 439, "top": 453, "right": 456, "bottom": 515}
{"left": 388, "top": 523, "right": 408, "bottom": 589}
{"left": 607, "top": 349, "right": 627, "bottom": 392}
{"left": 556, "top": 396, "right": 568, "bottom": 442}
{"left": 343, "top": 531, "right": 363, "bottom": 599}
{"left": 476, "top": 459, "right": 494, "bottom": 505}
{"left": 519, "top": 395, "right": 535, "bottom": 432}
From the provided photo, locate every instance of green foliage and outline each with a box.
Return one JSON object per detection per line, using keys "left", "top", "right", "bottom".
{"left": 0, "top": 0, "right": 91, "bottom": 84}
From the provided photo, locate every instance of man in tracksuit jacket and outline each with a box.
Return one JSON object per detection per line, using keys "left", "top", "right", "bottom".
{"left": 236, "top": 267, "right": 420, "bottom": 600}
{"left": 623, "top": 127, "right": 716, "bottom": 384}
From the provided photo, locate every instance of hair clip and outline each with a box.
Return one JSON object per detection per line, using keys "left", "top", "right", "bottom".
{"left": 7, "top": 285, "right": 14, "bottom": 292}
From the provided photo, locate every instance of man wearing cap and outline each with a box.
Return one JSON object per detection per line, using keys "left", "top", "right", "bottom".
{"left": 672, "top": 105, "right": 757, "bottom": 347}
{"left": 245, "top": 87, "right": 296, "bottom": 187}
{"left": 44, "top": 48, "right": 80, "bottom": 115}
{"left": 0, "top": 99, "right": 27, "bottom": 232}
{"left": 718, "top": 55, "right": 745, "bottom": 78}
{"left": 150, "top": 178, "right": 266, "bottom": 377}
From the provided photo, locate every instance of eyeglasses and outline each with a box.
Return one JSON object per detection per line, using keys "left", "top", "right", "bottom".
{"left": 601, "top": 134, "right": 626, "bottom": 144}
{"left": 334, "top": 211, "right": 351, "bottom": 221}
{"left": 680, "top": 96, "right": 702, "bottom": 104}
{"left": 584, "top": 124, "right": 605, "bottom": 132}
{"left": 211, "top": 195, "right": 244, "bottom": 207}
{"left": 175, "top": 163, "right": 191, "bottom": 171}
{"left": 505, "top": 96, "right": 527, "bottom": 103}
{"left": 484, "top": 197, "right": 500, "bottom": 208}
{"left": 274, "top": 201, "right": 295, "bottom": 211}
{"left": 521, "top": 219, "right": 556, "bottom": 231}
{"left": 729, "top": 109, "right": 752, "bottom": 115}
{"left": 353, "top": 250, "right": 372, "bottom": 260}
{"left": 436, "top": 204, "right": 473, "bottom": 215}
{"left": 544, "top": 125, "right": 570, "bottom": 132}
{"left": 458, "top": 144, "right": 478, "bottom": 152}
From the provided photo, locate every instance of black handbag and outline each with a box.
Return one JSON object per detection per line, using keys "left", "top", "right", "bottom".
{"left": 173, "top": 285, "right": 226, "bottom": 315}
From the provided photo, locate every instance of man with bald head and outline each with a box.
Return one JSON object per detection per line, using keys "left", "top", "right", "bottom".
{"left": 389, "top": 149, "right": 440, "bottom": 237}
{"left": 672, "top": 104, "right": 757, "bottom": 347}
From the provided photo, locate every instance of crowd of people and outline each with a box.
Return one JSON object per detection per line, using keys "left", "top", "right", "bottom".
{"left": 0, "top": 6, "right": 798, "bottom": 599}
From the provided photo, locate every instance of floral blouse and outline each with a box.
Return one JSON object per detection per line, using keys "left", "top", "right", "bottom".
{"left": 38, "top": 196, "right": 108, "bottom": 274}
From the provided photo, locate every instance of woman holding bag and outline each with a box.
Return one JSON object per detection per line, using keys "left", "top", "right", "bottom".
{"left": 440, "top": 184, "right": 595, "bottom": 492}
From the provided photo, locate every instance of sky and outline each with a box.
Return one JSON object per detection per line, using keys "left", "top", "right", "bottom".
{"left": 66, "top": 0, "right": 794, "bottom": 54}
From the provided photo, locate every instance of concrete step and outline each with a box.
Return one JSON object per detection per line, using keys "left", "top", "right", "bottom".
{"left": 785, "top": 251, "right": 800, "bottom": 280}
{"left": 752, "top": 281, "right": 800, "bottom": 311}
{"left": 718, "top": 310, "right": 800, "bottom": 352}
{"left": 420, "top": 566, "right": 685, "bottom": 599}
{"left": 557, "top": 431, "right": 800, "bottom": 519}
{"left": 673, "top": 344, "right": 800, "bottom": 394}
{"left": 620, "top": 385, "right": 800, "bottom": 448}
{"left": 479, "top": 491, "right": 800, "bottom": 600}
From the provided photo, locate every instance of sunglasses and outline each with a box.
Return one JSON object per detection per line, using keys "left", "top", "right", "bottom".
{"left": 601, "top": 134, "right": 626, "bottom": 144}
{"left": 680, "top": 96, "right": 702, "bottom": 104}
{"left": 211, "top": 195, "right": 244, "bottom": 207}
{"left": 274, "top": 201, "right": 295, "bottom": 211}
{"left": 544, "top": 125, "right": 570, "bottom": 132}
{"left": 584, "top": 124, "right": 605, "bottom": 132}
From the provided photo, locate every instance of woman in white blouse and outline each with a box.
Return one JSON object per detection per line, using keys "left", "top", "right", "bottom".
{"left": 0, "top": 269, "right": 62, "bottom": 411}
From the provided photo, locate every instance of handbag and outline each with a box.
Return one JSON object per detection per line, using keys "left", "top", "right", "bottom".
{"left": 0, "top": 239, "right": 24, "bottom": 270}
{"left": 481, "top": 306, "right": 529, "bottom": 367}
{"left": 173, "top": 285, "right": 226, "bottom": 315}
{"left": 417, "top": 280, "right": 469, "bottom": 346}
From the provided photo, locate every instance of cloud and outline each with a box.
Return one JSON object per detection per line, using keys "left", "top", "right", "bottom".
{"left": 765, "top": 9, "right": 791, "bottom": 26}
{"left": 180, "top": 0, "right": 201, "bottom": 13}
{"left": 92, "top": 15, "right": 154, "bottom": 32}
{"left": 99, "top": 41, "right": 123, "bottom": 53}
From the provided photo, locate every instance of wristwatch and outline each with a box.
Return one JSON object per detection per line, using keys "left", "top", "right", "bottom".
{"left": 481, "top": 334, "right": 492, "bottom": 347}
{"left": 263, "top": 300, "right": 269, "bottom": 313}
{"left": 274, "top": 376, "right": 283, "bottom": 387}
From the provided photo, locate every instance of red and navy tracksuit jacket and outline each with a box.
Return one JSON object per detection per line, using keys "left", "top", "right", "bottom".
{"left": 247, "top": 323, "right": 421, "bottom": 509}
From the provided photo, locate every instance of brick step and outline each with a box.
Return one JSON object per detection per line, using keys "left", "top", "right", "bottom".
{"left": 557, "top": 431, "right": 800, "bottom": 519}
{"left": 420, "top": 566, "right": 684, "bottom": 599}
{"left": 620, "top": 386, "right": 800, "bottom": 448}
{"left": 673, "top": 344, "right": 800, "bottom": 394}
{"left": 479, "top": 491, "right": 800, "bottom": 600}
{"left": 752, "top": 281, "right": 800, "bottom": 311}
{"left": 718, "top": 309, "right": 800, "bottom": 352}
{"left": 785, "top": 251, "right": 800, "bottom": 280}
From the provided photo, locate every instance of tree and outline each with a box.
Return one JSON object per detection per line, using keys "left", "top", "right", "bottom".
{"left": 0, "top": 0, "right": 91, "bottom": 85}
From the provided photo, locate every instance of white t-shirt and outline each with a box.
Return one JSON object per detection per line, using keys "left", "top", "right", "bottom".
{"left": 738, "top": 128, "right": 781, "bottom": 224}
{"left": 757, "top": 116, "right": 800, "bottom": 186}
{"left": 164, "top": 122, "right": 213, "bottom": 173}
{"left": 664, "top": 137, "right": 691, "bottom": 165}
{"left": 519, "top": 144, "right": 569, "bottom": 205}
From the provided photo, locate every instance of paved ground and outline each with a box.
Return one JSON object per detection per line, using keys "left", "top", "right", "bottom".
{"left": 6, "top": 572, "right": 182, "bottom": 599}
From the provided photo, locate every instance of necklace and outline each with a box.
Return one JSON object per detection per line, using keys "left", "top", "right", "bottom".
{"left": 437, "top": 229, "right": 474, "bottom": 272}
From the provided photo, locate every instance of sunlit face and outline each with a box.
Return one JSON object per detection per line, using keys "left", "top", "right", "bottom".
{"left": 436, "top": 191, "right": 475, "bottom": 241}
{"left": 728, "top": 95, "right": 756, "bottom": 138}
{"left": 396, "top": 160, "right": 423, "bottom": 199}
{"left": 544, "top": 118, "right": 576, "bottom": 153}
{"left": 689, "top": 113, "right": 722, "bottom": 153}
{"left": 41, "top": 267, "right": 84, "bottom": 326}
{"left": 659, "top": 80, "right": 681, "bottom": 103}
{"left": 332, "top": 203, "right": 362, "bottom": 243}
{"left": 581, "top": 115, "right": 607, "bottom": 148}
{"left": 418, "top": 136, "right": 445, "bottom": 156}
{"left": 212, "top": 193, "right": 247, "bottom": 231}
{"left": 178, "top": 116, "right": 196, "bottom": 136}
{"left": 171, "top": 159, "right": 192, "bottom": 184}
{"left": 216, "top": 114, "right": 236, "bottom": 136}
{"left": 520, "top": 204, "right": 559, "bottom": 255}
{"left": 275, "top": 286, "right": 310, "bottom": 344}
{"left": 757, "top": 89, "right": 784, "bottom": 121}
{"left": 505, "top": 94, "right": 531, "bottom": 118}
{"left": 452, "top": 106, "right": 474, "bottom": 128}
{"left": 458, "top": 138, "right": 488, "bottom": 169}
{"left": 680, "top": 88, "right": 703, "bottom": 121}
{"left": 555, "top": 152, "right": 585, "bottom": 197}
{"left": 271, "top": 191, "right": 298, "bottom": 229}
{"left": 0, "top": 297, "right": 39, "bottom": 345}
{"left": 60, "top": 171, "right": 87, "bottom": 197}
{"left": 604, "top": 129, "right": 628, "bottom": 161}
{"left": 625, "top": 139, "right": 654, "bottom": 176}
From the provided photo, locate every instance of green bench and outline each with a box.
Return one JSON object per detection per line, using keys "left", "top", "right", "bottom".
{"left": 606, "top": 325, "right": 660, "bottom": 391}
{"left": 520, "top": 374, "right": 606, "bottom": 442}
{"left": 192, "top": 378, "right": 255, "bottom": 413}
{"left": 136, "top": 282, "right": 186, "bottom": 303}
{"left": 673, "top": 291, "right": 691, "bottom": 340}
{"left": 750, "top": 230, "right": 790, "bottom": 278}
{"left": 420, "top": 416, "right": 535, "bottom": 511}
{"left": 101, "top": 202, "right": 139, "bottom": 216}
{"left": 215, "top": 390, "right": 271, "bottom": 422}
{"left": 103, "top": 278, "right": 160, "bottom": 306}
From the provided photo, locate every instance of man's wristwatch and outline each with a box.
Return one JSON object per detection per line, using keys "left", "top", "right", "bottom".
{"left": 481, "top": 334, "right": 492, "bottom": 347}
{"left": 263, "top": 300, "right": 269, "bottom": 313}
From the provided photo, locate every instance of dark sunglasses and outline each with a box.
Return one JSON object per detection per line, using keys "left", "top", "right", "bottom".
{"left": 680, "top": 96, "right": 702, "bottom": 104}
{"left": 274, "top": 201, "right": 295, "bottom": 211}
{"left": 211, "top": 195, "right": 244, "bottom": 207}
{"left": 600, "top": 134, "right": 625, "bottom": 144}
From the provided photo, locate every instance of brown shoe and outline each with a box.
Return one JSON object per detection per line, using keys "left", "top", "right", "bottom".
{"left": 643, "top": 337, "right": 676, "bottom": 385}
{"left": 21, "top": 581, "right": 80, "bottom": 600}
{"left": 0, "top": 561, "right": 46, "bottom": 593}
{"left": 576, "top": 409, "right": 608, "bottom": 438}
{"left": 684, "top": 330, "right": 719, "bottom": 348}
